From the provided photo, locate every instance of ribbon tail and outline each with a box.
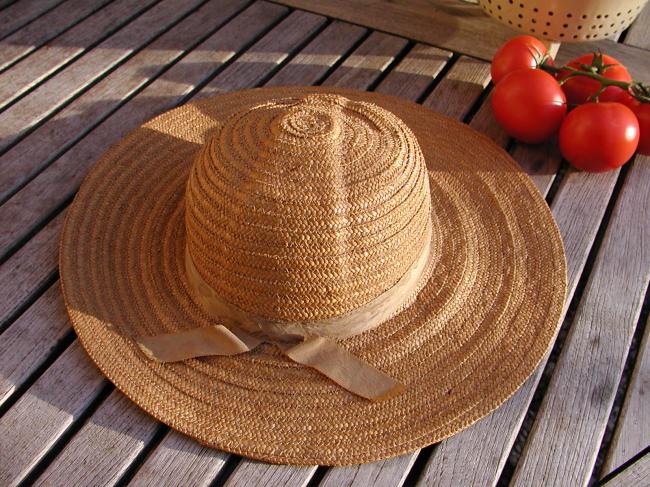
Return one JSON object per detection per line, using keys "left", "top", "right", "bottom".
{"left": 281, "top": 337, "right": 405, "bottom": 402}
{"left": 137, "top": 325, "right": 262, "bottom": 362}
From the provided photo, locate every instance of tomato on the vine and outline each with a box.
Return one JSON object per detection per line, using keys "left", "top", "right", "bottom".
{"left": 559, "top": 53, "right": 632, "bottom": 105}
{"left": 559, "top": 102, "right": 639, "bottom": 172}
{"left": 492, "top": 69, "right": 566, "bottom": 143}
{"left": 491, "top": 35, "right": 550, "bottom": 85}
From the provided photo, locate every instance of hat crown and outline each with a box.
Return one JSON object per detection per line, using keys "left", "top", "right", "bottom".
{"left": 185, "top": 94, "right": 431, "bottom": 323}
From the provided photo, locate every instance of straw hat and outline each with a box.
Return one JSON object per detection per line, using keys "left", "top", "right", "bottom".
{"left": 60, "top": 86, "right": 566, "bottom": 466}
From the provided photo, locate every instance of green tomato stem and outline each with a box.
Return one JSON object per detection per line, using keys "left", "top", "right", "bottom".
{"left": 539, "top": 61, "right": 650, "bottom": 103}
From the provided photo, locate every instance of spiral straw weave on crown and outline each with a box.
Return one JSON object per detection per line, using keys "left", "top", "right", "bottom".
{"left": 185, "top": 94, "right": 432, "bottom": 324}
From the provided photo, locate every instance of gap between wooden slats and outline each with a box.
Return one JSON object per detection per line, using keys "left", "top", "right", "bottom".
{"left": 0, "top": 0, "right": 114, "bottom": 74}
{"left": 603, "top": 451, "right": 650, "bottom": 487}
{"left": 0, "top": 0, "right": 155, "bottom": 104}
{"left": 0, "top": 0, "right": 66, "bottom": 40}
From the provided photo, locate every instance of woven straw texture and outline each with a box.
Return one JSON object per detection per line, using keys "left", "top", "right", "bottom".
{"left": 185, "top": 94, "right": 431, "bottom": 324}
{"left": 60, "top": 86, "right": 567, "bottom": 466}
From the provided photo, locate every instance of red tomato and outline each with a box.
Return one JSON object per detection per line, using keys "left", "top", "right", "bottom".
{"left": 492, "top": 69, "right": 566, "bottom": 144}
{"left": 559, "top": 54, "right": 632, "bottom": 105}
{"left": 491, "top": 35, "right": 550, "bottom": 84}
{"left": 559, "top": 103, "right": 639, "bottom": 172}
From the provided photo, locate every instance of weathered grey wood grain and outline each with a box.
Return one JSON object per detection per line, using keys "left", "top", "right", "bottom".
{"left": 0, "top": 212, "right": 62, "bottom": 326}
{"left": 0, "top": 285, "right": 69, "bottom": 407}
{"left": 511, "top": 157, "right": 650, "bottom": 486}
{"left": 374, "top": 43, "right": 452, "bottom": 100}
{"left": 422, "top": 55, "right": 491, "bottom": 121}
{"left": 321, "top": 453, "right": 417, "bottom": 487}
{"left": 265, "top": 20, "right": 367, "bottom": 87}
{"left": 0, "top": 1, "right": 290, "bottom": 260}
{"left": 0, "top": 0, "right": 64, "bottom": 39}
{"left": 0, "top": 0, "right": 207, "bottom": 153}
{"left": 0, "top": 342, "right": 107, "bottom": 486}
{"left": 511, "top": 142, "right": 561, "bottom": 196}
{"left": 625, "top": 2, "right": 650, "bottom": 50}
{"left": 129, "top": 431, "right": 229, "bottom": 487}
{"left": 197, "top": 10, "right": 326, "bottom": 98}
{"left": 321, "top": 31, "right": 408, "bottom": 90}
{"left": 603, "top": 452, "right": 650, "bottom": 487}
{"left": 0, "top": 0, "right": 113, "bottom": 73}
{"left": 224, "top": 463, "right": 317, "bottom": 487}
{"left": 0, "top": 0, "right": 250, "bottom": 202}
{"left": 603, "top": 314, "right": 650, "bottom": 476}
{"left": 33, "top": 390, "right": 160, "bottom": 486}
{"left": 467, "top": 92, "right": 509, "bottom": 146}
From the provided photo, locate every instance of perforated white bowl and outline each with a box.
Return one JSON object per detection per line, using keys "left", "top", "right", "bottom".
{"left": 478, "top": 0, "right": 648, "bottom": 41}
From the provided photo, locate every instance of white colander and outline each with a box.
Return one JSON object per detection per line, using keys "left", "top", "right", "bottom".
{"left": 478, "top": 0, "right": 648, "bottom": 41}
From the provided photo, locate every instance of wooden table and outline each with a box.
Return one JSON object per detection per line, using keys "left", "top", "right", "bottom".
{"left": 1, "top": 0, "right": 648, "bottom": 485}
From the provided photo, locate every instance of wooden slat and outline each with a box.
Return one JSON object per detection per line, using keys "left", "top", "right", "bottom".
{"left": 625, "top": 2, "right": 650, "bottom": 50}
{"left": 0, "top": 0, "right": 112, "bottom": 73}
{"left": 511, "top": 157, "right": 650, "bottom": 486}
{"left": 603, "top": 452, "right": 650, "bottom": 487}
{"left": 422, "top": 55, "right": 491, "bottom": 122}
{"left": 510, "top": 142, "right": 561, "bottom": 196}
{"left": 0, "top": 342, "right": 107, "bottom": 486}
{"left": 603, "top": 314, "right": 650, "bottom": 475}
{"left": 33, "top": 390, "right": 160, "bottom": 486}
{"left": 373, "top": 43, "right": 452, "bottom": 100}
{"left": 271, "top": 0, "right": 519, "bottom": 61}
{"left": 0, "top": 0, "right": 250, "bottom": 203}
{"left": 0, "top": 0, "right": 64, "bottom": 39}
{"left": 0, "top": 1, "right": 294, "bottom": 260}
{"left": 0, "top": 0, "right": 207, "bottom": 153}
{"left": 0, "top": 285, "right": 69, "bottom": 407}
{"left": 129, "top": 431, "right": 229, "bottom": 487}
{"left": 321, "top": 31, "right": 408, "bottom": 89}
{"left": 224, "top": 464, "right": 317, "bottom": 487}
{"left": 265, "top": 20, "right": 367, "bottom": 87}
{"left": 321, "top": 454, "right": 417, "bottom": 487}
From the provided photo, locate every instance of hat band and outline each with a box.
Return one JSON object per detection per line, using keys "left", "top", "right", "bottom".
{"left": 137, "top": 221, "right": 433, "bottom": 401}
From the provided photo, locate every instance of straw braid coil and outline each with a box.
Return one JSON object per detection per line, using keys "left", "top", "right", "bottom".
{"left": 59, "top": 86, "right": 567, "bottom": 466}
{"left": 185, "top": 94, "right": 431, "bottom": 323}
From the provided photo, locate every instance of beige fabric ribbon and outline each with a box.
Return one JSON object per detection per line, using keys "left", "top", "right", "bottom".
{"left": 137, "top": 225, "right": 432, "bottom": 401}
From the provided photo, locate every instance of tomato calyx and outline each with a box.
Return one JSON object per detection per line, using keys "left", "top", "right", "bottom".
{"left": 540, "top": 51, "right": 650, "bottom": 104}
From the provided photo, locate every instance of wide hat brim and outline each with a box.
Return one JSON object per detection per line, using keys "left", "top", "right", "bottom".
{"left": 60, "top": 86, "right": 566, "bottom": 466}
